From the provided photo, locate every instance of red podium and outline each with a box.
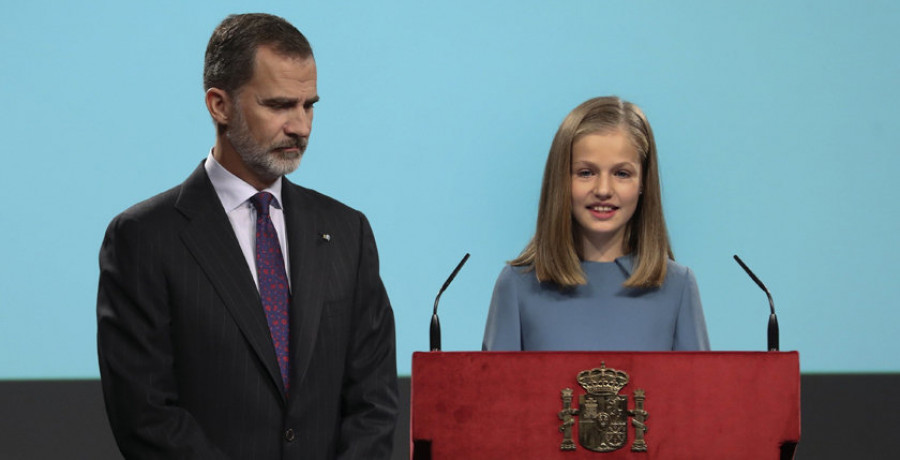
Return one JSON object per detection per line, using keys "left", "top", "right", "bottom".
{"left": 411, "top": 351, "right": 800, "bottom": 459}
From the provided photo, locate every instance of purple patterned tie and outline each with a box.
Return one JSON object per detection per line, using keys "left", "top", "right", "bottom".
{"left": 250, "top": 192, "right": 290, "bottom": 391}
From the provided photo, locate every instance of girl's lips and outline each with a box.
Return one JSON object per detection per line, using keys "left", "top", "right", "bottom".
{"left": 588, "top": 204, "right": 618, "bottom": 219}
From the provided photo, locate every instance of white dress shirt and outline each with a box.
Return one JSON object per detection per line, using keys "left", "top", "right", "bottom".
{"left": 204, "top": 152, "right": 291, "bottom": 291}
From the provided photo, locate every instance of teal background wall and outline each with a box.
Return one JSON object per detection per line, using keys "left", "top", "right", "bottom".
{"left": 2, "top": 0, "right": 898, "bottom": 378}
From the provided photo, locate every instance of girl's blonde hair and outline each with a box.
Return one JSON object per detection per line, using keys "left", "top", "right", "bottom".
{"left": 511, "top": 96, "right": 673, "bottom": 288}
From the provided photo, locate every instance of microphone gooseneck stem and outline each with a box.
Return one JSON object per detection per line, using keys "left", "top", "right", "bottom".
{"left": 733, "top": 254, "right": 780, "bottom": 352}
{"left": 430, "top": 253, "right": 471, "bottom": 352}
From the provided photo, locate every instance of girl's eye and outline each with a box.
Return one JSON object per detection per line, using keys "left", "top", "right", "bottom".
{"left": 575, "top": 169, "right": 594, "bottom": 178}
{"left": 615, "top": 170, "right": 633, "bottom": 178}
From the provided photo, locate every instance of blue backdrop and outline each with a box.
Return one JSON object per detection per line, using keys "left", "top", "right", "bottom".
{"left": 2, "top": 0, "right": 898, "bottom": 378}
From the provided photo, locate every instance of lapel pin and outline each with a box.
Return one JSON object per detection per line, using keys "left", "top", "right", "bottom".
{"left": 321, "top": 233, "right": 331, "bottom": 242}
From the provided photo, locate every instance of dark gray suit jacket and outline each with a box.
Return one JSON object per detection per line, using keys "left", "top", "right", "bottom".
{"left": 97, "top": 163, "right": 398, "bottom": 459}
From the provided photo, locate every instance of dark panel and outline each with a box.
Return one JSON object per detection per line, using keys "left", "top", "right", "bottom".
{"left": 0, "top": 380, "right": 120, "bottom": 460}
{"left": 395, "top": 377, "right": 411, "bottom": 459}
{"left": 1, "top": 374, "right": 897, "bottom": 459}
{"left": 796, "top": 373, "right": 900, "bottom": 459}
{"left": 0, "top": 379, "right": 409, "bottom": 460}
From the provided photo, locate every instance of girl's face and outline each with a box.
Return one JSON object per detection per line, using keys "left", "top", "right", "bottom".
{"left": 570, "top": 130, "right": 643, "bottom": 262}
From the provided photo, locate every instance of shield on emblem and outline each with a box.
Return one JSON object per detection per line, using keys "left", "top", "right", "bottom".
{"left": 578, "top": 393, "right": 628, "bottom": 452}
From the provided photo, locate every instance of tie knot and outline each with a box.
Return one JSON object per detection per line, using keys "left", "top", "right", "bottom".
{"left": 250, "top": 192, "right": 276, "bottom": 217}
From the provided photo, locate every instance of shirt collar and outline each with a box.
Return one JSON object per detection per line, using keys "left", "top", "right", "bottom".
{"left": 204, "top": 150, "right": 284, "bottom": 212}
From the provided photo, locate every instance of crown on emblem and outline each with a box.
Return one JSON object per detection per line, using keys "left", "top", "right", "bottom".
{"left": 576, "top": 362, "right": 629, "bottom": 395}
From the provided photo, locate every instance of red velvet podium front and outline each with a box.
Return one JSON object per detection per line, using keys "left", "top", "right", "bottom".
{"left": 411, "top": 351, "right": 800, "bottom": 459}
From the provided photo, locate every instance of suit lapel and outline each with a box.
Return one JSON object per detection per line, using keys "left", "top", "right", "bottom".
{"left": 175, "top": 163, "right": 287, "bottom": 399}
{"left": 281, "top": 179, "right": 328, "bottom": 391}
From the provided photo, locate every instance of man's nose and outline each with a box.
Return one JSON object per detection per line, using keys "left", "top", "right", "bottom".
{"left": 284, "top": 109, "right": 311, "bottom": 137}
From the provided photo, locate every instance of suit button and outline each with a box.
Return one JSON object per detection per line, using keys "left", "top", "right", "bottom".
{"left": 284, "top": 428, "right": 295, "bottom": 442}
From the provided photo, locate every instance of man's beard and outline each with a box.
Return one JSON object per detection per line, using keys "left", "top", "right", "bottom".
{"left": 226, "top": 109, "right": 306, "bottom": 183}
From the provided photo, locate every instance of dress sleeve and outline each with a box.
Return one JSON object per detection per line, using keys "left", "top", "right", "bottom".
{"left": 673, "top": 267, "right": 711, "bottom": 351}
{"left": 482, "top": 265, "right": 523, "bottom": 351}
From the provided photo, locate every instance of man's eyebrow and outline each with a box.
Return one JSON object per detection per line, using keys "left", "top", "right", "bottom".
{"left": 258, "top": 96, "right": 297, "bottom": 106}
{"left": 258, "top": 96, "right": 320, "bottom": 106}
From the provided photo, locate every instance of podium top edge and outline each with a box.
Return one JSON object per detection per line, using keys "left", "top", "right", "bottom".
{"left": 412, "top": 350, "right": 800, "bottom": 358}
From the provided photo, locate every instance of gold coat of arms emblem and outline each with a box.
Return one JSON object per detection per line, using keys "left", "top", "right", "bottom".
{"left": 558, "top": 362, "right": 648, "bottom": 453}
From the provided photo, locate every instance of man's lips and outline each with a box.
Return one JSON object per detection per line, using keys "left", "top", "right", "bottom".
{"left": 271, "top": 141, "right": 306, "bottom": 156}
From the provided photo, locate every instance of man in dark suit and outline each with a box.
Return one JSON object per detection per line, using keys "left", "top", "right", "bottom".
{"left": 97, "top": 13, "right": 398, "bottom": 459}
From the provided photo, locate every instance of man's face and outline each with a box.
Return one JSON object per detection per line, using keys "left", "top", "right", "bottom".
{"left": 226, "top": 45, "right": 318, "bottom": 186}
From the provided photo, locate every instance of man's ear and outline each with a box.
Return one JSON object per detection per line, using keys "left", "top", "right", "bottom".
{"left": 206, "top": 88, "right": 232, "bottom": 127}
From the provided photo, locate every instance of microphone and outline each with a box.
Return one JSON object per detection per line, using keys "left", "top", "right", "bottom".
{"left": 430, "top": 253, "right": 470, "bottom": 352}
{"left": 733, "top": 255, "right": 779, "bottom": 352}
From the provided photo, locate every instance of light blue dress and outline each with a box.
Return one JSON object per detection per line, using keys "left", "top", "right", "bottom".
{"left": 482, "top": 255, "right": 710, "bottom": 351}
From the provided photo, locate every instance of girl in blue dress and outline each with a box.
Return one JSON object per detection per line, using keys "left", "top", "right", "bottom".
{"left": 483, "top": 96, "right": 710, "bottom": 351}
